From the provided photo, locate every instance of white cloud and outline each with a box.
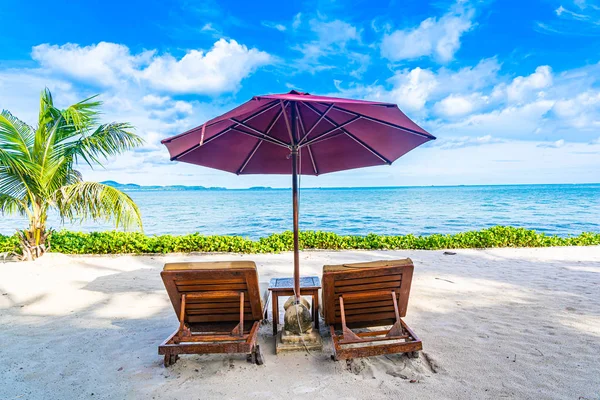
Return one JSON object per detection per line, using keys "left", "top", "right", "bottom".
{"left": 432, "top": 135, "right": 502, "bottom": 149}
{"left": 504, "top": 66, "right": 553, "bottom": 103}
{"left": 140, "top": 39, "right": 272, "bottom": 94}
{"left": 387, "top": 68, "right": 438, "bottom": 111}
{"left": 434, "top": 93, "right": 486, "bottom": 117}
{"left": 309, "top": 19, "right": 359, "bottom": 47}
{"left": 332, "top": 67, "right": 438, "bottom": 112}
{"left": 292, "top": 17, "right": 365, "bottom": 75}
{"left": 262, "top": 21, "right": 287, "bottom": 31}
{"left": 332, "top": 58, "right": 501, "bottom": 115}
{"left": 32, "top": 42, "right": 153, "bottom": 87}
{"left": 426, "top": 62, "right": 600, "bottom": 143}
{"left": 201, "top": 23, "right": 219, "bottom": 33}
{"left": 30, "top": 39, "right": 273, "bottom": 95}
{"left": 141, "top": 94, "right": 170, "bottom": 107}
{"left": 551, "top": 90, "right": 600, "bottom": 128}
{"left": 536, "top": 1, "right": 600, "bottom": 36}
{"left": 437, "top": 100, "right": 556, "bottom": 139}
{"left": 0, "top": 70, "right": 77, "bottom": 123}
{"left": 292, "top": 13, "right": 302, "bottom": 30}
{"left": 381, "top": 6, "right": 475, "bottom": 62}
{"left": 555, "top": 5, "right": 591, "bottom": 19}
{"left": 332, "top": 58, "right": 599, "bottom": 147}
{"left": 537, "top": 139, "right": 566, "bottom": 148}
{"left": 435, "top": 58, "right": 502, "bottom": 94}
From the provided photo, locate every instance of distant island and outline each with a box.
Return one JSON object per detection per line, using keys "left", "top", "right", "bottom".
{"left": 101, "top": 181, "right": 274, "bottom": 191}
{"left": 101, "top": 181, "right": 599, "bottom": 192}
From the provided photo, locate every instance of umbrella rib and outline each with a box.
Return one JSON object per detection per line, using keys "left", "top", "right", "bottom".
{"left": 298, "top": 102, "right": 334, "bottom": 145}
{"left": 324, "top": 104, "right": 435, "bottom": 140}
{"left": 166, "top": 100, "right": 278, "bottom": 146}
{"left": 169, "top": 100, "right": 279, "bottom": 160}
{"left": 236, "top": 140, "right": 263, "bottom": 175}
{"left": 342, "top": 130, "right": 392, "bottom": 165}
{"left": 301, "top": 116, "right": 360, "bottom": 147}
{"left": 306, "top": 145, "right": 319, "bottom": 175}
{"left": 296, "top": 108, "right": 319, "bottom": 175}
{"left": 280, "top": 100, "right": 294, "bottom": 145}
{"left": 230, "top": 128, "right": 289, "bottom": 148}
{"left": 302, "top": 102, "right": 391, "bottom": 165}
{"left": 302, "top": 131, "right": 346, "bottom": 146}
{"left": 236, "top": 106, "right": 285, "bottom": 175}
{"left": 294, "top": 102, "right": 302, "bottom": 142}
{"left": 229, "top": 118, "right": 289, "bottom": 147}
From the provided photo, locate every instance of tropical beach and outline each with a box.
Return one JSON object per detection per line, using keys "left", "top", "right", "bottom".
{"left": 1, "top": 247, "right": 599, "bottom": 399}
{"left": 2, "top": 0, "right": 600, "bottom": 399}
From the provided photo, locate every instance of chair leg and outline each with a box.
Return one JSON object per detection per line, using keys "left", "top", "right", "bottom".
{"left": 387, "top": 291, "right": 404, "bottom": 338}
{"left": 254, "top": 345, "right": 264, "bottom": 365}
{"left": 163, "top": 353, "right": 179, "bottom": 367}
{"left": 174, "top": 294, "right": 190, "bottom": 343}
{"left": 339, "top": 296, "right": 362, "bottom": 342}
{"left": 231, "top": 292, "right": 245, "bottom": 336}
{"left": 329, "top": 325, "right": 340, "bottom": 361}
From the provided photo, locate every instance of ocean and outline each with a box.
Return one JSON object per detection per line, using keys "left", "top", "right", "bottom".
{"left": 1, "top": 184, "right": 599, "bottom": 238}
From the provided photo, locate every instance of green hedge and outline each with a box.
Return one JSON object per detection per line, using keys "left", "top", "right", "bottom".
{"left": 1, "top": 226, "right": 599, "bottom": 255}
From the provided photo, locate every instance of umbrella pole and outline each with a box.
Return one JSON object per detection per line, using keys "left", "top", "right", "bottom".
{"left": 291, "top": 146, "right": 300, "bottom": 302}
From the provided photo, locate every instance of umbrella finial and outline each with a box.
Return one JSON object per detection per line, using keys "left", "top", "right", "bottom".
{"left": 288, "top": 90, "right": 309, "bottom": 95}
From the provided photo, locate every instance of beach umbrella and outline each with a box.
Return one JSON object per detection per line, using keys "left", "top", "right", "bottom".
{"left": 161, "top": 90, "right": 435, "bottom": 300}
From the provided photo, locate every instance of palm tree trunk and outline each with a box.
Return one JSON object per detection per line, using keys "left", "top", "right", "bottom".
{"left": 17, "top": 210, "right": 50, "bottom": 261}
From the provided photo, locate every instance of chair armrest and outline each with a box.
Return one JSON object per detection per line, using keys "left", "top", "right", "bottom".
{"left": 341, "top": 290, "right": 397, "bottom": 301}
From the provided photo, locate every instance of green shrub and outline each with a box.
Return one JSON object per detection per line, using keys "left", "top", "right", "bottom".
{"left": 0, "top": 226, "right": 598, "bottom": 256}
{"left": 0, "top": 234, "right": 20, "bottom": 254}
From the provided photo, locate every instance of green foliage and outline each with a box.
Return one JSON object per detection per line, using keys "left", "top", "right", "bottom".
{"left": 0, "top": 233, "right": 20, "bottom": 254}
{"left": 0, "top": 226, "right": 598, "bottom": 255}
{"left": 0, "top": 88, "right": 144, "bottom": 259}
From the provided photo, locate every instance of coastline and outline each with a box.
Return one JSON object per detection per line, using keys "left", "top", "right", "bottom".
{"left": 2, "top": 226, "right": 600, "bottom": 256}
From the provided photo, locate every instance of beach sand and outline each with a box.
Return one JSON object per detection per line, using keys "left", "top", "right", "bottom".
{"left": 1, "top": 247, "right": 599, "bottom": 399}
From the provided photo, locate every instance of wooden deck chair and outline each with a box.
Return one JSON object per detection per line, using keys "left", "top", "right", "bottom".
{"left": 158, "top": 261, "right": 264, "bottom": 367}
{"left": 322, "top": 259, "right": 422, "bottom": 360}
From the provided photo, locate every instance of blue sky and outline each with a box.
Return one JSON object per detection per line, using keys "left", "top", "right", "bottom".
{"left": 1, "top": 0, "right": 599, "bottom": 188}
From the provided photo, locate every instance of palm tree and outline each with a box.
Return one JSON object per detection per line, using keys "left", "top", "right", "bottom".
{"left": 0, "top": 88, "right": 144, "bottom": 260}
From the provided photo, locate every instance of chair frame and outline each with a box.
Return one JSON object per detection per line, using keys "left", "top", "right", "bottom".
{"left": 158, "top": 266, "right": 264, "bottom": 367}
{"left": 323, "top": 260, "right": 422, "bottom": 360}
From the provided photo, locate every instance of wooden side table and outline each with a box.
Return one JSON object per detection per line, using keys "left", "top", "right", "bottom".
{"left": 268, "top": 276, "right": 321, "bottom": 335}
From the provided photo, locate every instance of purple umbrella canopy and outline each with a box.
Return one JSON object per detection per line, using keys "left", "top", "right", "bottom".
{"left": 162, "top": 90, "right": 435, "bottom": 299}
{"left": 162, "top": 90, "right": 435, "bottom": 175}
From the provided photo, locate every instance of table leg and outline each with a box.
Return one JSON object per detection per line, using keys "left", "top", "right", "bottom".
{"left": 313, "top": 291, "right": 319, "bottom": 329}
{"left": 264, "top": 291, "right": 270, "bottom": 321}
{"left": 272, "top": 293, "right": 279, "bottom": 336}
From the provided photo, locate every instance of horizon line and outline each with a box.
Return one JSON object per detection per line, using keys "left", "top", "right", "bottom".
{"left": 102, "top": 181, "right": 600, "bottom": 190}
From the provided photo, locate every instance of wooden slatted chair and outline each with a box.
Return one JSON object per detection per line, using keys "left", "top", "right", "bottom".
{"left": 159, "top": 261, "right": 264, "bottom": 367}
{"left": 322, "top": 259, "right": 422, "bottom": 360}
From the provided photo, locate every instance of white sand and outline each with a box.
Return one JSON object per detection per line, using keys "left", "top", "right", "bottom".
{"left": 1, "top": 247, "right": 599, "bottom": 399}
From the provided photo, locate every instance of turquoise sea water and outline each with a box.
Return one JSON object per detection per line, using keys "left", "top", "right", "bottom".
{"left": 1, "top": 184, "right": 599, "bottom": 238}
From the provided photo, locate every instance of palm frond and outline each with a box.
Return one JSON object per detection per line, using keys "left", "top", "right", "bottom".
{"left": 62, "top": 94, "right": 101, "bottom": 132}
{"left": 0, "top": 169, "right": 28, "bottom": 200}
{"left": 65, "top": 122, "right": 143, "bottom": 167}
{"left": 34, "top": 89, "right": 63, "bottom": 160}
{"left": 39, "top": 154, "right": 71, "bottom": 196}
{"left": 0, "top": 110, "right": 34, "bottom": 160}
{"left": 55, "top": 182, "right": 143, "bottom": 230}
{"left": 0, "top": 193, "right": 29, "bottom": 218}
{"left": 67, "top": 169, "right": 83, "bottom": 185}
